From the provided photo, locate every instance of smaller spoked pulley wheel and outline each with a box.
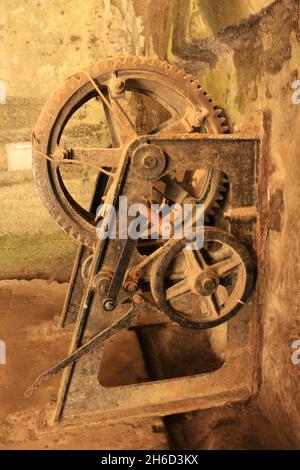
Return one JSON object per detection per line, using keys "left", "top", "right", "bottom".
{"left": 150, "top": 227, "right": 255, "bottom": 329}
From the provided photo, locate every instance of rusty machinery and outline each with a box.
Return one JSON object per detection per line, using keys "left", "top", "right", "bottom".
{"left": 27, "top": 57, "right": 261, "bottom": 425}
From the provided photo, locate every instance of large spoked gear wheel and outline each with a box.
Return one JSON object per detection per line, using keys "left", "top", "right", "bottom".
{"left": 32, "top": 56, "right": 228, "bottom": 248}
{"left": 150, "top": 227, "right": 255, "bottom": 329}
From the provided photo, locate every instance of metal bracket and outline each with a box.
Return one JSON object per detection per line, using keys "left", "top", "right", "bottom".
{"left": 39, "top": 132, "right": 263, "bottom": 426}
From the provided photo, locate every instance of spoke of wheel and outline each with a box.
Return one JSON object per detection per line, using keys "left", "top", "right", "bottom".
{"left": 212, "top": 254, "right": 242, "bottom": 277}
{"left": 214, "top": 285, "right": 228, "bottom": 308}
{"left": 152, "top": 116, "right": 191, "bottom": 135}
{"left": 211, "top": 292, "right": 221, "bottom": 316}
{"left": 100, "top": 94, "right": 122, "bottom": 148}
{"left": 84, "top": 70, "right": 136, "bottom": 142}
{"left": 183, "top": 250, "right": 203, "bottom": 274}
{"left": 84, "top": 71, "right": 114, "bottom": 115}
{"left": 166, "top": 278, "right": 190, "bottom": 300}
{"left": 193, "top": 248, "right": 207, "bottom": 270}
{"left": 70, "top": 147, "right": 121, "bottom": 169}
{"left": 107, "top": 88, "right": 137, "bottom": 142}
{"left": 203, "top": 294, "right": 220, "bottom": 317}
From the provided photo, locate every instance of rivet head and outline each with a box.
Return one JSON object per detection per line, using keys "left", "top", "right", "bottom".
{"left": 109, "top": 77, "right": 125, "bottom": 94}
{"left": 196, "top": 271, "right": 219, "bottom": 296}
{"left": 202, "top": 278, "right": 217, "bottom": 293}
{"left": 132, "top": 144, "right": 166, "bottom": 180}
{"left": 102, "top": 298, "right": 116, "bottom": 312}
{"left": 142, "top": 153, "right": 157, "bottom": 169}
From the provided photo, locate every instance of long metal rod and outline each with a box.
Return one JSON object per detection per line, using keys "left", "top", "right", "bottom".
{"left": 25, "top": 302, "right": 139, "bottom": 397}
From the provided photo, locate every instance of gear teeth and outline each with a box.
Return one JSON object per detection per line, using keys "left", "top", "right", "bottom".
{"left": 176, "top": 69, "right": 186, "bottom": 78}
{"left": 183, "top": 73, "right": 193, "bottom": 81}
{"left": 163, "top": 62, "right": 173, "bottom": 71}
{"left": 34, "top": 56, "right": 230, "bottom": 247}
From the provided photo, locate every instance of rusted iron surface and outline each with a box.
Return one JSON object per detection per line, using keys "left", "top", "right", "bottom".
{"left": 32, "top": 56, "right": 227, "bottom": 248}
{"left": 30, "top": 57, "right": 261, "bottom": 425}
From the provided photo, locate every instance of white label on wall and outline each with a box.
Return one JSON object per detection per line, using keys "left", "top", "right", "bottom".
{"left": 0, "top": 80, "right": 6, "bottom": 104}
{"left": 6, "top": 142, "right": 32, "bottom": 171}
{"left": 0, "top": 340, "right": 6, "bottom": 365}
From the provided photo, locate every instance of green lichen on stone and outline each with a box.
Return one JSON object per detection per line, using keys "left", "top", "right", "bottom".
{"left": 0, "top": 232, "right": 76, "bottom": 280}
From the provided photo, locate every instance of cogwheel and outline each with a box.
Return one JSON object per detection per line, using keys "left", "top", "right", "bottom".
{"left": 32, "top": 56, "right": 229, "bottom": 248}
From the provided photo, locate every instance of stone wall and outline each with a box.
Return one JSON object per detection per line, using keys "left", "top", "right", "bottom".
{"left": 168, "top": 0, "right": 300, "bottom": 447}
{"left": 0, "top": 0, "right": 146, "bottom": 279}
{"left": 1, "top": 0, "right": 300, "bottom": 448}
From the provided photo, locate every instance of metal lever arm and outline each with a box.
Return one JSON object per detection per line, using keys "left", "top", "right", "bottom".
{"left": 25, "top": 297, "right": 142, "bottom": 397}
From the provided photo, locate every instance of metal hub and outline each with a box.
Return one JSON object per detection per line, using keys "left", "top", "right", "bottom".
{"left": 195, "top": 271, "right": 219, "bottom": 296}
{"left": 132, "top": 143, "right": 166, "bottom": 180}
{"left": 142, "top": 153, "right": 157, "bottom": 169}
{"left": 150, "top": 227, "right": 254, "bottom": 329}
{"left": 109, "top": 76, "right": 125, "bottom": 94}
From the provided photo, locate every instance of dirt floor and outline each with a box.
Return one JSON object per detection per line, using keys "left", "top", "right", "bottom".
{"left": 0, "top": 280, "right": 170, "bottom": 450}
{"left": 0, "top": 279, "right": 294, "bottom": 450}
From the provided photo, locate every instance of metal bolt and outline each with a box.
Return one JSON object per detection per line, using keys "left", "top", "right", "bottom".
{"left": 124, "top": 280, "right": 138, "bottom": 293}
{"left": 109, "top": 77, "right": 125, "bottom": 94}
{"left": 102, "top": 298, "right": 116, "bottom": 312}
{"left": 93, "top": 271, "right": 112, "bottom": 294}
{"left": 142, "top": 153, "right": 157, "bottom": 169}
{"left": 202, "top": 278, "right": 217, "bottom": 293}
{"left": 53, "top": 147, "right": 69, "bottom": 161}
{"left": 196, "top": 272, "right": 219, "bottom": 296}
{"left": 186, "top": 109, "right": 209, "bottom": 128}
{"left": 193, "top": 112, "right": 205, "bottom": 126}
